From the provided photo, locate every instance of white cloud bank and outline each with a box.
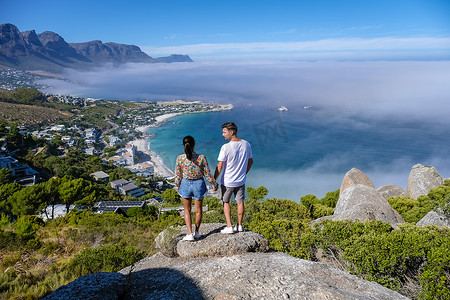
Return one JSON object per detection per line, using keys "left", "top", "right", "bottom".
{"left": 41, "top": 59, "right": 450, "bottom": 124}
{"left": 142, "top": 37, "right": 450, "bottom": 61}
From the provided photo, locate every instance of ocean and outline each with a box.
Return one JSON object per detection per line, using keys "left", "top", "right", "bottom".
{"left": 147, "top": 105, "right": 450, "bottom": 200}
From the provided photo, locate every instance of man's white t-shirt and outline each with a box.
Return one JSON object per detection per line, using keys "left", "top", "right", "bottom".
{"left": 218, "top": 139, "right": 253, "bottom": 187}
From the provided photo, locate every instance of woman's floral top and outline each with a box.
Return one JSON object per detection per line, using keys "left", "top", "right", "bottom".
{"left": 174, "top": 152, "right": 215, "bottom": 188}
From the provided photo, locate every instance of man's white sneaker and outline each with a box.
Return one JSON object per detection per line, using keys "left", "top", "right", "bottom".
{"left": 233, "top": 225, "right": 244, "bottom": 232}
{"left": 182, "top": 233, "right": 195, "bottom": 241}
{"left": 193, "top": 231, "right": 201, "bottom": 239}
{"left": 220, "top": 226, "right": 234, "bottom": 234}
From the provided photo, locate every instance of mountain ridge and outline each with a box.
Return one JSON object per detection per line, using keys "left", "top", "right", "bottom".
{"left": 0, "top": 23, "right": 192, "bottom": 73}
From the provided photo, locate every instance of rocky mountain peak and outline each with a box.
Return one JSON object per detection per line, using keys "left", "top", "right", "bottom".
{"left": 21, "top": 30, "right": 43, "bottom": 47}
{"left": 0, "top": 23, "right": 192, "bottom": 72}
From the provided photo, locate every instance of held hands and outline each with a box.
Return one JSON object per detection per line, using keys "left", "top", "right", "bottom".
{"left": 212, "top": 182, "right": 219, "bottom": 191}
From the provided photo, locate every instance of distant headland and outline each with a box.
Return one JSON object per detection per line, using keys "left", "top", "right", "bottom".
{"left": 0, "top": 23, "right": 193, "bottom": 74}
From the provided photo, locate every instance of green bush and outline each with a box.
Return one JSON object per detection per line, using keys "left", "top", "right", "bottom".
{"left": 311, "top": 203, "right": 334, "bottom": 219}
{"left": 388, "top": 196, "right": 433, "bottom": 223}
{"left": 429, "top": 180, "right": 450, "bottom": 217}
{"left": 0, "top": 231, "right": 24, "bottom": 250}
{"left": 65, "top": 244, "right": 145, "bottom": 277}
{"left": 14, "top": 215, "right": 45, "bottom": 239}
{"left": 320, "top": 189, "right": 340, "bottom": 208}
{"left": 250, "top": 218, "right": 314, "bottom": 259}
{"left": 419, "top": 243, "right": 450, "bottom": 300}
{"left": 313, "top": 220, "right": 450, "bottom": 299}
{"left": 126, "top": 205, "right": 158, "bottom": 218}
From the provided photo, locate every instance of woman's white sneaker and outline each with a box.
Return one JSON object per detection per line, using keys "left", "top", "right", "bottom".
{"left": 233, "top": 225, "right": 243, "bottom": 232}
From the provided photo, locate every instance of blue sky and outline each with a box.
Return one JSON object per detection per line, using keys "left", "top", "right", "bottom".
{"left": 2, "top": 0, "right": 450, "bottom": 60}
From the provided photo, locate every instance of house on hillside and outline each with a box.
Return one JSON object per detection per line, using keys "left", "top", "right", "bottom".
{"left": 90, "top": 171, "right": 110, "bottom": 182}
{"left": 126, "top": 161, "right": 154, "bottom": 178}
{"left": 119, "top": 183, "right": 146, "bottom": 198}
{"left": 110, "top": 178, "right": 129, "bottom": 190}
{"left": 0, "top": 155, "right": 39, "bottom": 186}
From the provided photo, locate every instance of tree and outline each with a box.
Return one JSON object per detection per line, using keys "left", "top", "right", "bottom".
{"left": 43, "top": 155, "right": 62, "bottom": 176}
{"left": 161, "top": 188, "right": 180, "bottom": 205}
{"left": 59, "top": 176, "right": 94, "bottom": 213}
{"left": 6, "top": 124, "right": 23, "bottom": 149}
{"left": 0, "top": 121, "right": 8, "bottom": 138}
{"left": 0, "top": 183, "right": 21, "bottom": 216}
{"left": 8, "top": 183, "right": 47, "bottom": 217}
{"left": 0, "top": 168, "right": 12, "bottom": 185}
{"left": 44, "top": 177, "right": 62, "bottom": 219}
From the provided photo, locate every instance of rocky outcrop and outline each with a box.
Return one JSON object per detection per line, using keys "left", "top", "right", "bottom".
{"left": 156, "top": 223, "right": 269, "bottom": 258}
{"left": 116, "top": 252, "right": 409, "bottom": 299}
{"left": 321, "top": 168, "right": 404, "bottom": 225}
{"left": 407, "top": 164, "right": 443, "bottom": 199}
{"left": 333, "top": 184, "right": 404, "bottom": 224}
{"left": 377, "top": 185, "right": 407, "bottom": 200}
{"left": 416, "top": 210, "right": 450, "bottom": 227}
{"left": 340, "top": 167, "right": 374, "bottom": 193}
{"left": 43, "top": 272, "right": 127, "bottom": 300}
{"left": 44, "top": 220, "right": 414, "bottom": 300}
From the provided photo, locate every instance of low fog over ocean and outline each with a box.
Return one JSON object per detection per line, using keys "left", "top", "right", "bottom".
{"left": 39, "top": 57, "right": 450, "bottom": 199}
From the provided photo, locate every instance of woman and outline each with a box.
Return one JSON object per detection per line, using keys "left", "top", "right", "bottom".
{"left": 175, "top": 135, "right": 218, "bottom": 241}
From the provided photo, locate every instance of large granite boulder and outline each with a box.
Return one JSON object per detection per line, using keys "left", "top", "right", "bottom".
{"left": 340, "top": 168, "right": 374, "bottom": 193}
{"left": 119, "top": 252, "right": 409, "bottom": 300}
{"left": 407, "top": 164, "right": 443, "bottom": 199}
{"left": 156, "top": 223, "right": 269, "bottom": 258}
{"left": 377, "top": 185, "right": 407, "bottom": 200}
{"left": 43, "top": 272, "right": 126, "bottom": 300}
{"left": 416, "top": 210, "right": 450, "bottom": 228}
{"left": 333, "top": 184, "right": 404, "bottom": 224}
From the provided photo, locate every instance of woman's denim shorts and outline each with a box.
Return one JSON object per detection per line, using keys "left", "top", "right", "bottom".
{"left": 178, "top": 178, "right": 207, "bottom": 200}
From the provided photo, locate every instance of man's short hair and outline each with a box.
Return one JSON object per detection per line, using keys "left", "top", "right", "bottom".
{"left": 222, "top": 122, "right": 237, "bottom": 135}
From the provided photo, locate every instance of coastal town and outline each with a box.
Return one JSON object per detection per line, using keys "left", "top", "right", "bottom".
{"left": 0, "top": 83, "right": 232, "bottom": 217}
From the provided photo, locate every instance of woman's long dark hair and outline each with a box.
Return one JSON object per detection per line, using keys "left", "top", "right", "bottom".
{"left": 183, "top": 135, "right": 195, "bottom": 160}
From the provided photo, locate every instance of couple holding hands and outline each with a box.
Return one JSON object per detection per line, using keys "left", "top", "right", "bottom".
{"left": 174, "top": 122, "right": 253, "bottom": 241}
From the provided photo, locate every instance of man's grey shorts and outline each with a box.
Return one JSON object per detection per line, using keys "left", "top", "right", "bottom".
{"left": 221, "top": 184, "right": 245, "bottom": 203}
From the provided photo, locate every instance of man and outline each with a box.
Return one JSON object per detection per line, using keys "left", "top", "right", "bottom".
{"left": 214, "top": 122, "right": 253, "bottom": 234}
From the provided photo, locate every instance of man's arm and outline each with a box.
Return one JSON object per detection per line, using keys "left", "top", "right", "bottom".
{"left": 246, "top": 158, "right": 253, "bottom": 174}
{"left": 214, "top": 161, "right": 224, "bottom": 180}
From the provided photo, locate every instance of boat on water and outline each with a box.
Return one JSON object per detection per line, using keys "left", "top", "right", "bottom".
{"left": 278, "top": 106, "right": 288, "bottom": 111}
{"left": 303, "top": 105, "right": 311, "bottom": 110}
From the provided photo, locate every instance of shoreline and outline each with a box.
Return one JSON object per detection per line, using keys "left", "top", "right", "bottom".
{"left": 133, "top": 105, "right": 232, "bottom": 178}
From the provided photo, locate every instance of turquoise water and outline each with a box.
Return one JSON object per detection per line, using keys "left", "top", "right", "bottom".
{"left": 148, "top": 105, "right": 449, "bottom": 200}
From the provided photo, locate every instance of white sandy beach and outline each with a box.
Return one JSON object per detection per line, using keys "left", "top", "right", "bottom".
{"left": 135, "top": 112, "right": 181, "bottom": 135}
{"left": 128, "top": 138, "right": 174, "bottom": 178}
{"left": 133, "top": 113, "right": 182, "bottom": 178}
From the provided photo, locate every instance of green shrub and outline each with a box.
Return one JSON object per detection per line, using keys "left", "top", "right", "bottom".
{"left": 300, "top": 194, "right": 319, "bottom": 210}
{"left": 0, "top": 231, "right": 24, "bottom": 250}
{"left": 311, "top": 203, "right": 334, "bottom": 219}
{"left": 127, "top": 205, "right": 158, "bottom": 218}
{"left": 388, "top": 196, "right": 433, "bottom": 223}
{"left": 65, "top": 244, "right": 145, "bottom": 277}
{"left": 250, "top": 218, "right": 314, "bottom": 259}
{"left": 14, "top": 215, "right": 45, "bottom": 239}
{"left": 313, "top": 220, "right": 450, "bottom": 299}
{"left": 320, "top": 189, "right": 340, "bottom": 208}
{"left": 419, "top": 243, "right": 450, "bottom": 300}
